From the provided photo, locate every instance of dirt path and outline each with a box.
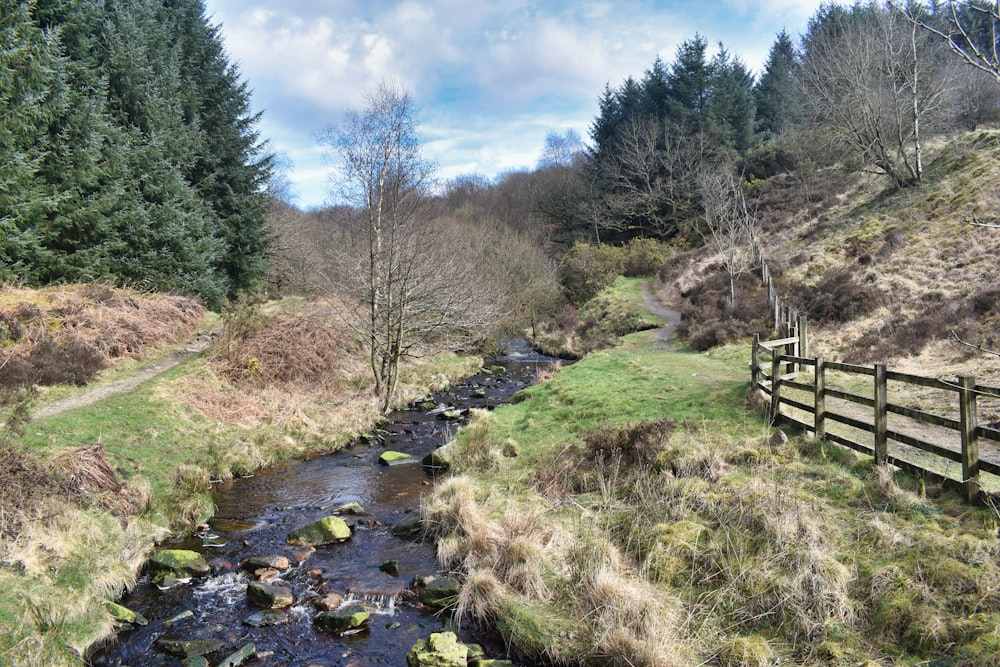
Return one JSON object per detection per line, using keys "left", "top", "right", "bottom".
{"left": 33, "top": 334, "right": 216, "bottom": 420}
{"left": 640, "top": 280, "right": 682, "bottom": 348}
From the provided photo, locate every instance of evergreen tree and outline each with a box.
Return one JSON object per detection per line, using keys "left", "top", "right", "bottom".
{"left": 754, "top": 30, "right": 805, "bottom": 139}
{"left": 666, "top": 34, "right": 715, "bottom": 135}
{"left": 708, "top": 46, "right": 757, "bottom": 153}
{"left": 0, "top": 0, "right": 59, "bottom": 280}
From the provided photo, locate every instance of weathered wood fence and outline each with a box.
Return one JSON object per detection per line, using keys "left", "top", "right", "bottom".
{"left": 751, "top": 331, "right": 1000, "bottom": 503}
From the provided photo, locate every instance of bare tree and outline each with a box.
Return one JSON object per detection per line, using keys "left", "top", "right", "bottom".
{"left": 800, "top": 2, "right": 952, "bottom": 187}
{"left": 601, "top": 116, "right": 701, "bottom": 237}
{"left": 697, "top": 169, "right": 759, "bottom": 307}
{"left": 894, "top": 1, "right": 1000, "bottom": 83}
{"left": 318, "top": 82, "right": 499, "bottom": 412}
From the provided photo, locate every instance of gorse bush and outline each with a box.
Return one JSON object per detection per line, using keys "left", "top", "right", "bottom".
{"left": 558, "top": 243, "right": 625, "bottom": 306}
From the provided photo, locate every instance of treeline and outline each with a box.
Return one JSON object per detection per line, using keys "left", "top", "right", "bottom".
{"left": 0, "top": 0, "right": 270, "bottom": 307}
{"left": 480, "top": 1, "right": 1000, "bottom": 246}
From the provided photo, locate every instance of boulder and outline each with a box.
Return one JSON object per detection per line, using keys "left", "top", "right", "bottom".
{"left": 147, "top": 550, "right": 211, "bottom": 584}
{"left": 240, "top": 555, "right": 290, "bottom": 572}
{"left": 421, "top": 449, "right": 450, "bottom": 472}
{"left": 406, "top": 631, "right": 468, "bottom": 667}
{"left": 246, "top": 581, "right": 294, "bottom": 609}
{"left": 313, "top": 592, "right": 344, "bottom": 611}
{"left": 333, "top": 502, "right": 368, "bottom": 516}
{"left": 314, "top": 606, "right": 370, "bottom": 634}
{"left": 419, "top": 574, "right": 461, "bottom": 608}
{"left": 379, "top": 560, "right": 400, "bottom": 577}
{"left": 286, "top": 516, "right": 351, "bottom": 546}
{"left": 390, "top": 514, "right": 423, "bottom": 539}
{"left": 379, "top": 451, "right": 415, "bottom": 466}
{"left": 181, "top": 656, "right": 209, "bottom": 667}
{"left": 105, "top": 601, "right": 147, "bottom": 626}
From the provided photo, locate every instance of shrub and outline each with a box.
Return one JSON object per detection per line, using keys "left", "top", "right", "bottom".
{"left": 674, "top": 269, "right": 772, "bottom": 351}
{"left": 558, "top": 243, "right": 625, "bottom": 306}
{"left": 794, "top": 268, "right": 880, "bottom": 324}
{"left": 622, "top": 238, "right": 668, "bottom": 277}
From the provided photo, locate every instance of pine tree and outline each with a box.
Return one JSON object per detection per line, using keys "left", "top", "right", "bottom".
{"left": 0, "top": 0, "right": 60, "bottom": 280}
{"left": 666, "top": 34, "right": 715, "bottom": 135}
{"left": 708, "top": 47, "right": 757, "bottom": 154}
{"left": 754, "top": 30, "right": 805, "bottom": 139}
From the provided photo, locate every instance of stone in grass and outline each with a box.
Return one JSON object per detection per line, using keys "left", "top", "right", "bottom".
{"left": 379, "top": 451, "right": 415, "bottom": 466}
{"left": 155, "top": 638, "right": 224, "bottom": 658}
{"left": 469, "top": 661, "right": 514, "bottom": 667}
{"left": 247, "top": 581, "right": 294, "bottom": 609}
{"left": 418, "top": 574, "right": 461, "bottom": 608}
{"left": 314, "top": 606, "right": 370, "bottom": 634}
{"left": 406, "top": 631, "right": 468, "bottom": 667}
{"left": 147, "top": 550, "right": 211, "bottom": 584}
{"left": 105, "top": 601, "right": 147, "bottom": 626}
{"left": 286, "top": 516, "right": 351, "bottom": 546}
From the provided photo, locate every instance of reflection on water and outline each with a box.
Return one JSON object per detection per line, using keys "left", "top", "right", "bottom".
{"left": 90, "top": 350, "right": 555, "bottom": 667}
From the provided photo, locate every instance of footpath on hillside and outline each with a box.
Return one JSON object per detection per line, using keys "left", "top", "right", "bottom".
{"left": 640, "top": 280, "right": 682, "bottom": 348}
{"left": 33, "top": 332, "right": 216, "bottom": 420}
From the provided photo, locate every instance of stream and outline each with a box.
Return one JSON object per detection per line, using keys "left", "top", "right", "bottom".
{"left": 90, "top": 343, "right": 558, "bottom": 667}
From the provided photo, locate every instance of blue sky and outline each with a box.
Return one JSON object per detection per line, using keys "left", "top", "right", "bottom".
{"left": 202, "top": 0, "right": 826, "bottom": 209}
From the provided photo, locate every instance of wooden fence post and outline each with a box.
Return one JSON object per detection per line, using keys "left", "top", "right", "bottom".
{"left": 874, "top": 363, "right": 888, "bottom": 465}
{"left": 815, "top": 357, "right": 826, "bottom": 440}
{"left": 798, "top": 315, "right": 808, "bottom": 360}
{"left": 959, "top": 375, "right": 980, "bottom": 504}
{"left": 770, "top": 349, "right": 782, "bottom": 425}
{"left": 773, "top": 291, "right": 780, "bottom": 333}
{"left": 751, "top": 334, "right": 760, "bottom": 390}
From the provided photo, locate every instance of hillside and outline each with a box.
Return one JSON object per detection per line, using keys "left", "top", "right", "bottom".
{"left": 661, "top": 129, "right": 1000, "bottom": 385}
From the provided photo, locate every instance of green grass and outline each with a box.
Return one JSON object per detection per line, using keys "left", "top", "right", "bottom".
{"left": 431, "top": 280, "right": 1000, "bottom": 666}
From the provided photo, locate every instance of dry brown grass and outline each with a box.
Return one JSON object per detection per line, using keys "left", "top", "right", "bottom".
{"left": 0, "top": 283, "right": 204, "bottom": 388}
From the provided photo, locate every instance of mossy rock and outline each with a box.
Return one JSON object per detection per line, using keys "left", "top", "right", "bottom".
{"left": 314, "top": 607, "right": 370, "bottom": 634}
{"left": 419, "top": 574, "right": 461, "bottom": 608}
{"left": 406, "top": 631, "right": 468, "bottom": 667}
{"left": 379, "top": 451, "right": 415, "bottom": 466}
{"left": 422, "top": 449, "right": 451, "bottom": 471}
{"left": 247, "top": 581, "right": 294, "bottom": 609}
{"left": 287, "top": 516, "right": 351, "bottom": 545}
{"left": 105, "top": 601, "right": 147, "bottom": 626}
{"left": 391, "top": 514, "right": 423, "bottom": 539}
{"left": 147, "top": 549, "right": 211, "bottom": 584}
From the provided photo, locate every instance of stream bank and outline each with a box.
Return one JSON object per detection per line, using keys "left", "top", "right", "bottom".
{"left": 89, "top": 347, "right": 557, "bottom": 667}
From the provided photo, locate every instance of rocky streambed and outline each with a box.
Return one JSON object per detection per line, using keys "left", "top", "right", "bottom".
{"left": 90, "top": 349, "right": 555, "bottom": 667}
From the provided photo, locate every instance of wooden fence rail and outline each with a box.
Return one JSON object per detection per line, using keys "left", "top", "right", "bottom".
{"left": 751, "top": 330, "right": 1000, "bottom": 504}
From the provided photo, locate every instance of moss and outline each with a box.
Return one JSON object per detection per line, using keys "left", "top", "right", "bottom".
{"left": 713, "top": 635, "right": 774, "bottom": 667}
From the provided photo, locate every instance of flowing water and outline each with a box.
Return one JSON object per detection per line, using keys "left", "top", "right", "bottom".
{"left": 90, "top": 347, "right": 557, "bottom": 667}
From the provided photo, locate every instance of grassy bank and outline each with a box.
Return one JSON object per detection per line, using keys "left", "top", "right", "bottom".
{"left": 426, "top": 285, "right": 1000, "bottom": 666}
{"left": 0, "top": 292, "right": 482, "bottom": 667}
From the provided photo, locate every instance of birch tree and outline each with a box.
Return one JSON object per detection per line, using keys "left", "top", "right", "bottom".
{"left": 319, "top": 82, "right": 499, "bottom": 412}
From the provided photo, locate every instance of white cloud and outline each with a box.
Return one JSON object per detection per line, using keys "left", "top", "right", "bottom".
{"left": 204, "top": 0, "right": 828, "bottom": 208}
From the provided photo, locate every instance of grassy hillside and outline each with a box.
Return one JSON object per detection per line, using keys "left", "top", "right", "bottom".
{"left": 425, "top": 134, "right": 1000, "bottom": 666}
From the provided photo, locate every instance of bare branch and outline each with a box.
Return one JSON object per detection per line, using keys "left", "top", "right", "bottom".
{"left": 951, "top": 328, "right": 1000, "bottom": 358}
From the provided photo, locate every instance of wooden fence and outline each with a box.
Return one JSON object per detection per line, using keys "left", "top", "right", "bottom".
{"left": 751, "top": 331, "right": 1000, "bottom": 503}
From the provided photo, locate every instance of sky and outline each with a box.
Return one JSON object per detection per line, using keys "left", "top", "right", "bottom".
{"left": 201, "top": 0, "right": 828, "bottom": 210}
